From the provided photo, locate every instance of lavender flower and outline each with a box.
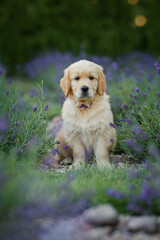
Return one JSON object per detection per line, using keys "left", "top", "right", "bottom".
{"left": 11, "top": 133, "right": 15, "bottom": 139}
{"left": 135, "top": 87, "right": 140, "bottom": 93}
{"left": 112, "top": 62, "right": 118, "bottom": 71}
{"left": 131, "top": 126, "right": 143, "bottom": 135}
{"left": 56, "top": 141, "right": 60, "bottom": 144}
{"left": 125, "top": 138, "right": 143, "bottom": 153}
{"left": 127, "top": 201, "right": 141, "bottom": 214}
{"left": 157, "top": 92, "right": 160, "bottom": 98}
{"left": 142, "top": 93, "right": 146, "bottom": 97}
{"left": 129, "top": 93, "right": 133, "bottom": 98}
{"left": 125, "top": 119, "right": 132, "bottom": 124}
{"left": 63, "top": 144, "right": 69, "bottom": 150}
{"left": 106, "top": 188, "right": 116, "bottom": 197}
{"left": 106, "top": 188, "right": 125, "bottom": 199}
{"left": 131, "top": 101, "right": 135, "bottom": 105}
{"left": 15, "top": 121, "right": 19, "bottom": 126}
{"left": 154, "top": 61, "right": 160, "bottom": 77}
{"left": 134, "top": 95, "right": 137, "bottom": 100}
{"left": 29, "top": 89, "right": 38, "bottom": 98}
{"left": 51, "top": 148, "right": 59, "bottom": 155}
{"left": 123, "top": 104, "right": 128, "bottom": 108}
{"left": 121, "top": 119, "right": 132, "bottom": 124}
{"left": 109, "top": 122, "right": 117, "bottom": 128}
{"left": 12, "top": 104, "right": 16, "bottom": 112}
{"left": 106, "top": 72, "right": 112, "bottom": 80}
{"left": 44, "top": 104, "right": 49, "bottom": 111}
{"left": 138, "top": 106, "right": 141, "bottom": 110}
{"left": 6, "top": 91, "right": 9, "bottom": 96}
{"left": 33, "top": 106, "right": 37, "bottom": 112}
{"left": 110, "top": 139, "right": 114, "bottom": 143}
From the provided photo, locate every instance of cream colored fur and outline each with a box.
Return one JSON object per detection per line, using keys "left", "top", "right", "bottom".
{"left": 55, "top": 60, "right": 116, "bottom": 169}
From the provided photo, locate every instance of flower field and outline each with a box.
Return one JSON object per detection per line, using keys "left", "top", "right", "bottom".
{"left": 0, "top": 51, "right": 160, "bottom": 239}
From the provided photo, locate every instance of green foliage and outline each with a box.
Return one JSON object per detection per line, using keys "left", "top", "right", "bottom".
{"left": 0, "top": 0, "right": 160, "bottom": 72}
{"left": 0, "top": 77, "right": 53, "bottom": 159}
{"left": 114, "top": 81, "right": 160, "bottom": 161}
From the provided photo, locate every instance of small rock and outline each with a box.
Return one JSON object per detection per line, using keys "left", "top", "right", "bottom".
{"left": 110, "top": 230, "right": 132, "bottom": 240}
{"left": 42, "top": 153, "right": 60, "bottom": 169}
{"left": 118, "top": 215, "right": 131, "bottom": 230}
{"left": 83, "top": 204, "right": 118, "bottom": 226}
{"left": 127, "top": 216, "right": 158, "bottom": 233}
{"left": 77, "top": 226, "right": 111, "bottom": 240}
{"left": 110, "top": 154, "right": 122, "bottom": 164}
{"left": 132, "top": 232, "right": 159, "bottom": 240}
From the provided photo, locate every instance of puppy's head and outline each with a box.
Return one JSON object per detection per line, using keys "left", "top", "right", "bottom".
{"left": 60, "top": 60, "right": 106, "bottom": 99}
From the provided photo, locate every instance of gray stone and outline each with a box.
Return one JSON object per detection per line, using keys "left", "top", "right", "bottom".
{"left": 127, "top": 216, "right": 158, "bottom": 233}
{"left": 79, "top": 227, "right": 111, "bottom": 240}
{"left": 83, "top": 204, "right": 118, "bottom": 226}
{"left": 110, "top": 230, "right": 132, "bottom": 240}
{"left": 118, "top": 215, "right": 131, "bottom": 230}
{"left": 38, "top": 219, "right": 78, "bottom": 240}
{"left": 132, "top": 232, "right": 160, "bottom": 240}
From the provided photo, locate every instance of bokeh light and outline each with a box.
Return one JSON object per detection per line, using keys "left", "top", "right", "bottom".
{"left": 128, "top": 0, "right": 139, "bottom": 5}
{"left": 135, "top": 15, "right": 147, "bottom": 27}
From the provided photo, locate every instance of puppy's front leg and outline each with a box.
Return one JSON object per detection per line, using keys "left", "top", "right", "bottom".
{"left": 71, "top": 140, "right": 86, "bottom": 169}
{"left": 94, "top": 136, "right": 111, "bottom": 169}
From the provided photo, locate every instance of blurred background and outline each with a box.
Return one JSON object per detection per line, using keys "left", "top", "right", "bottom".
{"left": 0, "top": 0, "right": 160, "bottom": 74}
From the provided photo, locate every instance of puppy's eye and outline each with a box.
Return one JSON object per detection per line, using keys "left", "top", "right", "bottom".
{"left": 75, "top": 77, "right": 80, "bottom": 81}
{"left": 89, "top": 76, "right": 94, "bottom": 80}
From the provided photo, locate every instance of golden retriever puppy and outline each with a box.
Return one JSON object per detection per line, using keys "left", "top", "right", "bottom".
{"left": 55, "top": 60, "right": 116, "bottom": 169}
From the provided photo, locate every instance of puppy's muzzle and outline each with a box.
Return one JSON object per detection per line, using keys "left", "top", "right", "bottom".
{"left": 81, "top": 86, "right": 89, "bottom": 96}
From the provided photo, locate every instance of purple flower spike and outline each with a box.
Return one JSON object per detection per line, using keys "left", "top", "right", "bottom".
{"left": 44, "top": 104, "right": 49, "bottom": 111}
{"left": 109, "top": 122, "right": 117, "bottom": 128}
{"left": 63, "top": 144, "right": 69, "bottom": 150}
{"left": 112, "top": 62, "right": 118, "bottom": 71}
{"left": 134, "top": 95, "right": 137, "bottom": 100}
{"left": 131, "top": 101, "right": 135, "bottom": 105}
{"left": 110, "top": 139, "right": 114, "bottom": 143}
{"left": 15, "top": 121, "right": 20, "bottom": 126}
{"left": 138, "top": 106, "right": 141, "bottom": 110}
{"left": 157, "top": 93, "right": 160, "bottom": 98}
{"left": 142, "top": 93, "right": 146, "bottom": 97}
{"left": 135, "top": 87, "right": 140, "bottom": 93}
{"left": 6, "top": 91, "right": 9, "bottom": 96}
{"left": 11, "top": 133, "right": 15, "bottom": 139}
{"left": 154, "top": 62, "right": 160, "bottom": 77}
{"left": 123, "top": 104, "right": 128, "bottom": 108}
{"left": 106, "top": 188, "right": 116, "bottom": 197}
{"left": 33, "top": 106, "right": 37, "bottom": 112}
{"left": 51, "top": 148, "right": 59, "bottom": 155}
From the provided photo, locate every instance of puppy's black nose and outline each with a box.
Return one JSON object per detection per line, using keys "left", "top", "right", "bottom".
{"left": 81, "top": 86, "right": 89, "bottom": 93}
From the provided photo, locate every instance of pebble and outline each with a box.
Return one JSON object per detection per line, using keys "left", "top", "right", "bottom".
{"left": 83, "top": 204, "right": 118, "bottom": 226}
{"left": 127, "top": 216, "right": 158, "bottom": 233}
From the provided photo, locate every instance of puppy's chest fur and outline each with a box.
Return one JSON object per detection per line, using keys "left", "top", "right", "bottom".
{"left": 62, "top": 95, "right": 113, "bottom": 147}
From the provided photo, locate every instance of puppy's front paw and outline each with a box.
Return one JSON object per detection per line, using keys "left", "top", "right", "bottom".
{"left": 73, "top": 161, "right": 86, "bottom": 169}
{"left": 97, "top": 162, "right": 112, "bottom": 171}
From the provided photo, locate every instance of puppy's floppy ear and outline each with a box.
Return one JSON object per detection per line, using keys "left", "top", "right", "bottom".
{"left": 60, "top": 67, "right": 70, "bottom": 97}
{"left": 97, "top": 66, "right": 106, "bottom": 95}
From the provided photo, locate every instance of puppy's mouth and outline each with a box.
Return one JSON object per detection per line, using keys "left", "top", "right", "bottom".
{"left": 79, "top": 93, "right": 91, "bottom": 100}
{"left": 81, "top": 92, "right": 89, "bottom": 97}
